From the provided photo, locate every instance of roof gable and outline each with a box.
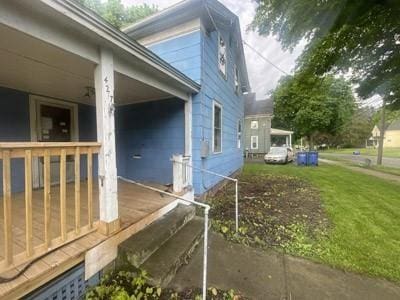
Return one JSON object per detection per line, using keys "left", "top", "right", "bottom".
{"left": 245, "top": 93, "right": 273, "bottom": 116}
{"left": 123, "top": 0, "right": 250, "bottom": 92}
{"left": 387, "top": 119, "right": 400, "bottom": 131}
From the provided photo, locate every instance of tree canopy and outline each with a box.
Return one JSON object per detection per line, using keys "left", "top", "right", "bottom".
{"left": 76, "top": 0, "right": 157, "bottom": 29}
{"left": 251, "top": 0, "right": 400, "bottom": 108}
{"left": 273, "top": 74, "right": 355, "bottom": 146}
{"left": 333, "top": 106, "right": 376, "bottom": 148}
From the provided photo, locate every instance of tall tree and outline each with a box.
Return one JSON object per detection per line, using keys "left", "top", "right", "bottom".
{"left": 273, "top": 74, "right": 355, "bottom": 148}
{"left": 333, "top": 106, "right": 376, "bottom": 147}
{"left": 76, "top": 0, "right": 157, "bottom": 29}
{"left": 251, "top": 0, "right": 400, "bottom": 109}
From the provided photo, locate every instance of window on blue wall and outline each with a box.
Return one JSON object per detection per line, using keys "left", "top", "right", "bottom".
{"left": 237, "top": 120, "right": 242, "bottom": 148}
{"left": 234, "top": 65, "right": 240, "bottom": 94}
{"left": 213, "top": 101, "right": 222, "bottom": 153}
{"left": 218, "top": 33, "right": 227, "bottom": 79}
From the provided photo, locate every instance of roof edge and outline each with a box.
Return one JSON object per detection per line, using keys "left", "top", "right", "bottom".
{"left": 46, "top": 0, "right": 201, "bottom": 93}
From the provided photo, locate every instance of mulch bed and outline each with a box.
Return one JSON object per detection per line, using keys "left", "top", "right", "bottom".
{"left": 209, "top": 174, "right": 329, "bottom": 249}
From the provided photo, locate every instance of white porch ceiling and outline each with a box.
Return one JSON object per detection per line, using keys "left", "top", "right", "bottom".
{"left": 0, "top": 24, "right": 173, "bottom": 106}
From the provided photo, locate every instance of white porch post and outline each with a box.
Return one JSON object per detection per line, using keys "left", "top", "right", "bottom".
{"left": 285, "top": 136, "right": 289, "bottom": 146}
{"left": 95, "top": 47, "right": 119, "bottom": 235}
{"left": 184, "top": 95, "right": 193, "bottom": 158}
{"left": 184, "top": 95, "right": 194, "bottom": 190}
{"left": 289, "top": 134, "right": 292, "bottom": 148}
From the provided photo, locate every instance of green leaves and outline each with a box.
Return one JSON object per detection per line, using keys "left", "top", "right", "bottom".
{"left": 77, "top": 0, "right": 157, "bottom": 29}
{"left": 252, "top": 0, "right": 400, "bottom": 107}
{"left": 273, "top": 73, "right": 355, "bottom": 144}
{"left": 85, "top": 268, "right": 162, "bottom": 300}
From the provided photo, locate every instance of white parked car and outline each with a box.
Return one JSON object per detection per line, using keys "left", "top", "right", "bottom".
{"left": 264, "top": 147, "right": 294, "bottom": 164}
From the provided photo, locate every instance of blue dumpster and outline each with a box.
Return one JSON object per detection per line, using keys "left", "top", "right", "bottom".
{"left": 307, "top": 151, "right": 319, "bottom": 166}
{"left": 297, "top": 152, "right": 307, "bottom": 166}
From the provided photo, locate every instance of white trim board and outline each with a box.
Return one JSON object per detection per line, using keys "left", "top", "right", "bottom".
{"left": 138, "top": 19, "right": 201, "bottom": 47}
{"left": 251, "top": 135, "right": 258, "bottom": 150}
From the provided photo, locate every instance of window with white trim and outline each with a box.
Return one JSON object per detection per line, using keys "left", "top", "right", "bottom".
{"left": 251, "top": 136, "right": 258, "bottom": 149}
{"left": 237, "top": 120, "right": 242, "bottom": 149}
{"left": 218, "top": 33, "right": 227, "bottom": 78}
{"left": 213, "top": 102, "right": 222, "bottom": 153}
{"left": 251, "top": 120, "right": 258, "bottom": 129}
{"left": 234, "top": 65, "right": 240, "bottom": 94}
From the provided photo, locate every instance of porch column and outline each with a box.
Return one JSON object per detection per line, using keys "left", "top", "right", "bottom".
{"left": 184, "top": 95, "right": 194, "bottom": 191}
{"left": 285, "top": 136, "right": 289, "bottom": 146}
{"left": 94, "top": 47, "right": 119, "bottom": 235}
{"left": 184, "top": 95, "right": 193, "bottom": 157}
{"left": 289, "top": 134, "right": 292, "bottom": 148}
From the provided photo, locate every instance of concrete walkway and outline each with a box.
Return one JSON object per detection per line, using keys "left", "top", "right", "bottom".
{"left": 319, "top": 158, "right": 400, "bottom": 184}
{"left": 170, "top": 233, "right": 400, "bottom": 300}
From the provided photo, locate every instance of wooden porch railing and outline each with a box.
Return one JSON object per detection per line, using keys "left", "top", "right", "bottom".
{"left": 0, "top": 142, "right": 100, "bottom": 272}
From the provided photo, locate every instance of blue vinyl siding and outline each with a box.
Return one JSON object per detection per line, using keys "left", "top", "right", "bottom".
{"left": 0, "top": 86, "right": 98, "bottom": 194}
{"left": 0, "top": 87, "right": 31, "bottom": 194}
{"left": 116, "top": 98, "right": 185, "bottom": 184}
{"left": 191, "top": 29, "right": 244, "bottom": 194}
{"left": 148, "top": 31, "right": 202, "bottom": 84}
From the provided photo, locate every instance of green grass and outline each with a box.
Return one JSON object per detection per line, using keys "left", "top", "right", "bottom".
{"left": 319, "top": 154, "right": 400, "bottom": 176}
{"left": 322, "top": 147, "right": 400, "bottom": 158}
{"left": 244, "top": 163, "right": 400, "bottom": 282}
{"left": 370, "top": 165, "right": 400, "bottom": 176}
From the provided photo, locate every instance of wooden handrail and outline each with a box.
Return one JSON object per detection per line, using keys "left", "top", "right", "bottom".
{"left": 0, "top": 142, "right": 100, "bottom": 270}
{"left": 0, "top": 142, "right": 101, "bottom": 149}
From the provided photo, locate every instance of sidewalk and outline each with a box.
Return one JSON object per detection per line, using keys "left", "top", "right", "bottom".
{"left": 319, "top": 158, "right": 400, "bottom": 184}
{"left": 170, "top": 233, "right": 400, "bottom": 300}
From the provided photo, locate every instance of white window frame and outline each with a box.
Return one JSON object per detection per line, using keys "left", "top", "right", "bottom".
{"left": 251, "top": 120, "right": 258, "bottom": 129}
{"left": 237, "top": 119, "right": 242, "bottom": 149}
{"left": 212, "top": 100, "right": 223, "bottom": 154}
{"left": 218, "top": 32, "right": 227, "bottom": 79}
{"left": 251, "top": 136, "right": 258, "bottom": 150}
{"left": 234, "top": 64, "right": 240, "bottom": 94}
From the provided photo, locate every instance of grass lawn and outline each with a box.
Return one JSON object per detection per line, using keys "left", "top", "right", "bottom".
{"left": 322, "top": 147, "right": 400, "bottom": 158}
{"left": 319, "top": 154, "right": 400, "bottom": 176}
{"left": 243, "top": 163, "right": 400, "bottom": 282}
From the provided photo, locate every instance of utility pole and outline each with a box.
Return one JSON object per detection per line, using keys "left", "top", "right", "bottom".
{"left": 377, "top": 99, "right": 386, "bottom": 165}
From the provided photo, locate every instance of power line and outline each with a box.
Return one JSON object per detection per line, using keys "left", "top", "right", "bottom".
{"left": 204, "top": 3, "right": 290, "bottom": 77}
{"left": 243, "top": 40, "right": 290, "bottom": 76}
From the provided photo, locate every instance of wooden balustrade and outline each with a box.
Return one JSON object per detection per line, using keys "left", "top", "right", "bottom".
{"left": 0, "top": 142, "right": 100, "bottom": 272}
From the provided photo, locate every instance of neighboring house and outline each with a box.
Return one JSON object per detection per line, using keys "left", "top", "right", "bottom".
{"left": 0, "top": 0, "right": 249, "bottom": 298}
{"left": 124, "top": 0, "right": 250, "bottom": 195}
{"left": 370, "top": 120, "right": 400, "bottom": 148}
{"left": 244, "top": 93, "right": 273, "bottom": 155}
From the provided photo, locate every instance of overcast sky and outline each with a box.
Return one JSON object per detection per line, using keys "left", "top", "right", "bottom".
{"left": 122, "top": 0, "right": 305, "bottom": 99}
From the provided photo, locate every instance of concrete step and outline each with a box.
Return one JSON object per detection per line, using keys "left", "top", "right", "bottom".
{"left": 117, "top": 204, "right": 195, "bottom": 269}
{"left": 142, "top": 216, "right": 204, "bottom": 287}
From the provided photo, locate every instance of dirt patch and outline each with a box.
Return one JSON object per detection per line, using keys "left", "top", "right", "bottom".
{"left": 209, "top": 174, "right": 329, "bottom": 250}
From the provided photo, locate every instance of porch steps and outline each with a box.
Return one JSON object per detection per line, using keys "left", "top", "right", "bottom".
{"left": 117, "top": 204, "right": 204, "bottom": 287}
{"left": 142, "top": 216, "right": 204, "bottom": 287}
{"left": 117, "top": 204, "right": 196, "bottom": 269}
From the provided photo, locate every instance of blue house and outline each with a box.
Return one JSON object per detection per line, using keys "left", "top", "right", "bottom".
{"left": 124, "top": 0, "right": 250, "bottom": 195}
{"left": 0, "top": 0, "right": 249, "bottom": 298}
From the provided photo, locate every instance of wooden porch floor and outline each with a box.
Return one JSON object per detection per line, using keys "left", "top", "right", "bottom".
{"left": 0, "top": 180, "right": 177, "bottom": 298}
